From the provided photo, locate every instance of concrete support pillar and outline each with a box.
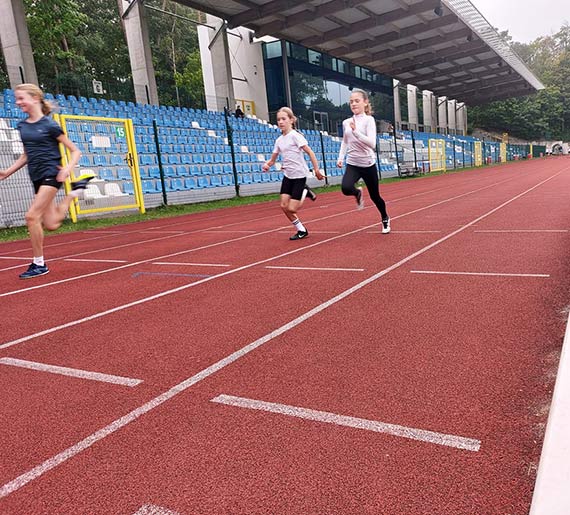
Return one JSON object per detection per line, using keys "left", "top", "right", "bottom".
{"left": 0, "top": 0, "right": 38, "bottom": 87}
{"left": 447, "top": 99, "right": 457, "bottom": 134}
{"left": 393, "top": 80, "right": 402, "bottom": 129}
{"left": 457, "top": 103, "right": 467, "bottom": 135}
{"left": 206, "top": 14, "right": 235, "bottom": 111}
{"left": 407, "top": 85, "right": 418, "bottom": 131}
{"left": 422, "top": 91, "right": 433, "bottom": 133}
{"left": 437, "top": 96, "right": 448, "bottom": 134}
{"left": 119, "top": 0, "right": 158, "bottom": 105}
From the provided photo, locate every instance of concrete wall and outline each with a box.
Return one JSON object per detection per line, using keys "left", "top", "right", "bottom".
{"left": 198, "top": 16, "right": 269, "bottom": 120}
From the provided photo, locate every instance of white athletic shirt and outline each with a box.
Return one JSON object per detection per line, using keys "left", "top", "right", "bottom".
{"left": 338, "top": 113, "right": 377, "bottom": 168}
{"left": 272, "top": 129, "right": 310, "bottom": 179}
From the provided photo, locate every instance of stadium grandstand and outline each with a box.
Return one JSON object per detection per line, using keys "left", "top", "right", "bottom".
{"left": 0, "top": 0, "right": 543, "bottom": 228}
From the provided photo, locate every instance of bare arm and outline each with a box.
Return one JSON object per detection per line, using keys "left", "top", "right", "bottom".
{"left": 262, "top": 151, "right": 279, "bottom": 172}
{"left": 0, "top": 153, "right": 27, "bottom": 180}
{"left": 301, "top": 145, "right": 324, "bottom": 180}
{"left": 56, "top": 133, "right": 82, "bottom": 182}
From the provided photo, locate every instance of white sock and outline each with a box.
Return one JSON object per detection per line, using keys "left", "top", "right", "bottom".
{"left": 33, "top": 256, "right": 45, "bottom": 266}
{"left": 292, "top": 219, "right": 306, "bottom": 232}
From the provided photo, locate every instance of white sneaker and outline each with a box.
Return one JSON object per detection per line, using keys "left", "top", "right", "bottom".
{"left": 381, "top": 217, "right": 391, "bottom": 234}
{"left": 356, "top": 187, "right": 364, "bottom": 210}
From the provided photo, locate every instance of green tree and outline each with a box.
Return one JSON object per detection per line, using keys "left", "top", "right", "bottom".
{"left": 24, "top": 0, "right": 89, "bottom": 94}
{"left": 470, "top": 24, "right": 570, "bottom": 141}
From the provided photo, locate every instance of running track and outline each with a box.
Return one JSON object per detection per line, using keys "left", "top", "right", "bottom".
{"left": 1, "top": 158, "right": 569, "bottom": 515}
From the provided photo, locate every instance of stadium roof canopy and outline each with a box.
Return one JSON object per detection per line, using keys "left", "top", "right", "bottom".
{"left": 173, "top": 0, "right": 544, "bottom": 106}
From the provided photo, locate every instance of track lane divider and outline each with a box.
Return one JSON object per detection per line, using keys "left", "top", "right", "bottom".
{"left": 0, "top": 171, "right": 561, "bottom": 498}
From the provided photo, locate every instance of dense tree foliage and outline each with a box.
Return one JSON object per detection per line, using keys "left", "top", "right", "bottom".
{"left": 470, "top": 24, "right": 570, "bottom": 141}
{"left": 1, "top": 0, "right": 203, "bottom": 107}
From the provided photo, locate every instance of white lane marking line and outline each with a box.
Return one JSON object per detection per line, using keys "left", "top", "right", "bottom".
{"left": 475, "top": 230, "right": 568, "bottom": 233}
{"left": 153, "top": 262, "right": 231, "bottom": 267}
{"left": 138, "top": 230, "right": 187, "bottom": 234}
{"left": 0, "top": 176, "right": 544, "bottom": 348}
{"left": 211, "top": 394, "right": 481, "bottom": 452}
{"left": 0, "top": 232, "right": 185, "bottom": 273}
{"left": 0, "top": 171, "right": 517, "bottom": 280}
{"left": 0, "top": 256, "right": 31, "bottom": 260}
{"left": 205, "top": 229, "right": 257, "bottom": 233}
{"left": 133, "top": 505, "right": 181, "bottom": 515}
{"left": 266, "top": 266, "right": 364, "bottom": 272}
{"left": 411, "top": 270, "right": 550, "bottom": 278}
{"left": 529, "top": 310, "right": 570, "bottom": 514}
{"left": 64, "top": 258, "right": 129, "bottom": 263}
{"left": 0, "top": 358, "right": 142, "bottom": 387}
{"left": 379, "top": 230, "right": 442, "bottom": 234}
{"left": 0, "top": 172, "right": 559, "bottom": 498}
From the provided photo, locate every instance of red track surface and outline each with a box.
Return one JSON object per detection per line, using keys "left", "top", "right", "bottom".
{"left": 1, "top": 158, "right": 569, "bottom": 514}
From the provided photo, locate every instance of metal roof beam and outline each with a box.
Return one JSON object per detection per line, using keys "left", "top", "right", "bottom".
{"left": 406, "top": 57, "right": 502, "bottom": 86}
{"left": 294, "top": 0, "right": 442, "bottom": 46}
{"left": 228, "top": 0, "right": 306, "bottom": 29}
{"left": 353, "top": 27, "right": 471, "bottom": 66}
{"left": 413, "top": 61, "right": 506, "bottom": 86}
{"left": 385, "top": 40, "right": 488, "bottom": 75}
{"left": 406, "top": 56, "right": 502, "bottom": 83}
{"left": 326, "top": 13, "right": 458, "bottom": 57}
{"left": 437, "top": 77, "right": 529, "bottom": 99}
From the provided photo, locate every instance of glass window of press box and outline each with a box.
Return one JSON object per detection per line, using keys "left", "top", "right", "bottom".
{"left": 263, "top": 41, "right": 394, "bottom": 135}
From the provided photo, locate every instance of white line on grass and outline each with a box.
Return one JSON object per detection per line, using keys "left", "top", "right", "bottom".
{"left": 265, "top": 266, "right": 364, "bottom": 272}
{"left": 211, "top": 394, "right": 481, "bottom": 452}
{"left": 411, "top": 270, "right": 550, "bottom": 278}
{"left": 0, "top": 171, "right": 559, "bottom": 498}
{"left": 0, "top": 358, "right": 142, "bottom": 387}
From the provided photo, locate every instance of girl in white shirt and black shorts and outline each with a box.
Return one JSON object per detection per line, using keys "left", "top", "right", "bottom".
{"left": 263, "top": 107, "right": 324, "bottom": 240}
{"left": 337, "top": 89, "right": 391, "bottom": 234}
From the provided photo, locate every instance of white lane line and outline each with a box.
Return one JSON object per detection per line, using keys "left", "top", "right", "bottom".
{"left": 0, "top": 256, "right": 31, "bottom": 260}
{"left": 138, "top": 230, "right": 187, "bottom": 234}
{"left": 475, "top": 230, "right": 568, "bottom": 233}
{"left": 153, "top": 262, "right": 231, "bottom": 267}
{"left": 0, "top": 172, "right": 516, "bottom": 284}
{"left": 0, "top": 358, "right": 142, "bottom": 387}
{"left": 0, "top": 172, "right": 559, "bottom": 498}
{"left": 530, "top": 310, "right": 570, "bottom": 515}
{"left": 266, "top": 266, "right": 364, "bottom": 272}
{"left": 394, "top": 230, "right": 442, "bottom": 234}
{"left": 133, "top": 505, "right": 180, "bottom": 515}
{"left": 65, "top": 258, "right": 129, "bottom": 263}
{"left": 411, "top": 270, "right": 550, "bottom": 278}
{"left": 211, "top": 394, "right": 481, "bottom": 452}
{"left": 0, "top": 176, "right": 546, "bottom": 348}
{"left": 205, "top": 230, "right": 257, "bottom": 233}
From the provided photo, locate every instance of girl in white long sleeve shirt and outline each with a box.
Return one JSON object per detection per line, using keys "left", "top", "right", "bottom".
{"left": 337, "top": 89, "right": 391, "bottom": 234}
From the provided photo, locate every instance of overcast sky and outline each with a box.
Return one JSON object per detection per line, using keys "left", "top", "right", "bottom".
{"left": 471, "top": 0, "right": 569, "bottom": 42}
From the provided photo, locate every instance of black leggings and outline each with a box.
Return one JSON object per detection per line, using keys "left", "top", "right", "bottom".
{"left": 341, "top": 163, "right": 388, "bottom": 219}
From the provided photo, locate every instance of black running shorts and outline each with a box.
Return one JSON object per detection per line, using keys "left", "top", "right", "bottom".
{"left": 280, "top": 176, "right": 307, "bottom": 201}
